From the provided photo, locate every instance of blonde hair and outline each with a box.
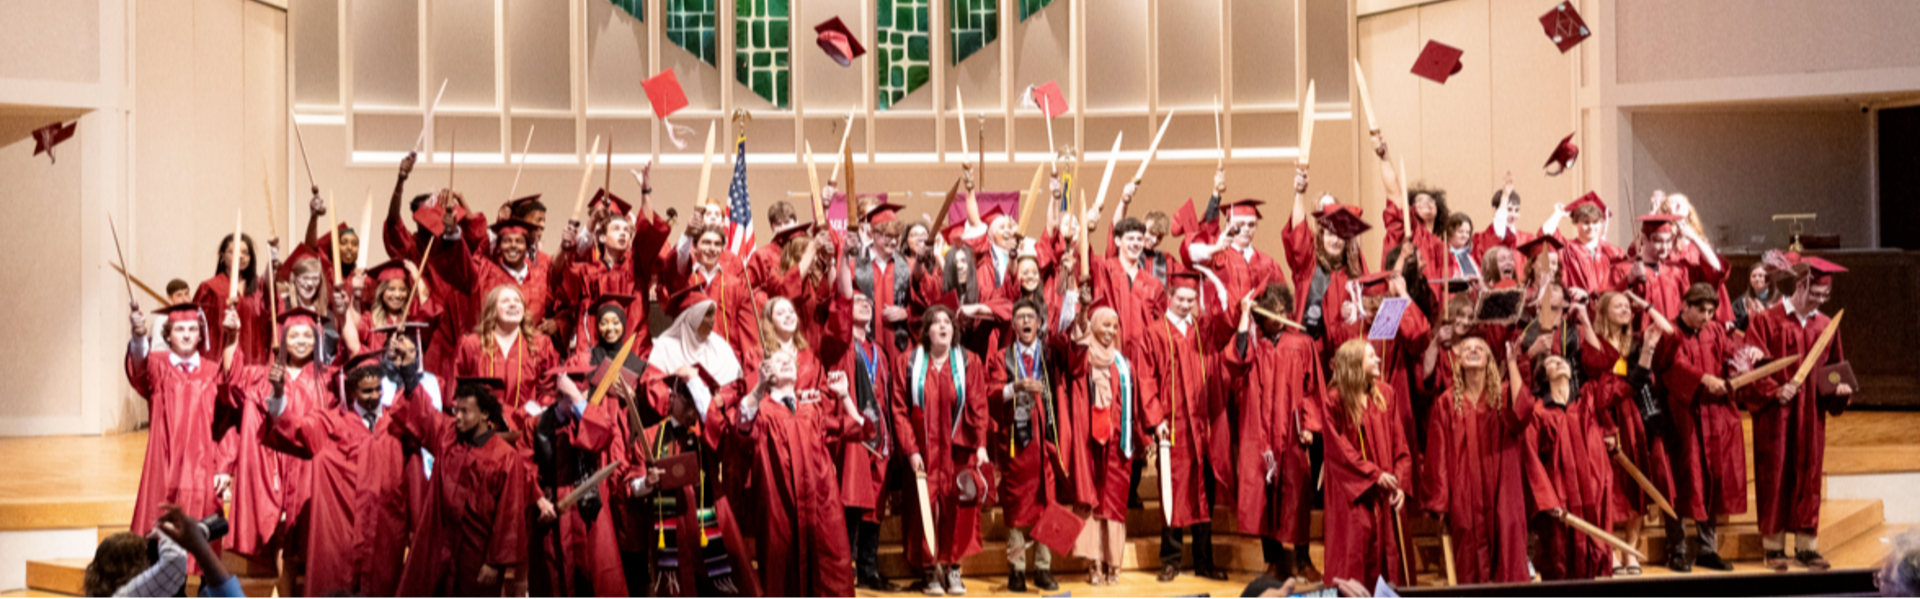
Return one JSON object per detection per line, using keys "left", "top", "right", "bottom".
{"left": 1330, "top": 339, "right": 1384, "bottom": 426}
{"left": 758, "top": 296, "right": 810, "bottom": 355}
{"left": 289, "top": 256, "right": 333, "bottom": 318}
{"left": 1594, "top": 291, "right": 1634, "bottom": 355}
{"left": 1659, "top": 193, "right": 1707, "bottom": 238}
{"left": 474, "top": 284, "right": 533, "bottom": 353}
{"left": 1448, "top": 337, "right": 1505, "bottom": 412}
{"left": 371, "top": 278, "right": 409, "bottom": 325}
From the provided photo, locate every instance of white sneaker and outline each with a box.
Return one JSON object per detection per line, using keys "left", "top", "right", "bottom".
{"left": 946, "top": 566, "right": 967, "bottom": 595}
{"left": 922, "top": 568, "right": 946, "bottom": 596}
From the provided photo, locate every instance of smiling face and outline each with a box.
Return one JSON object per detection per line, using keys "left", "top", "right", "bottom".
{"left": 1642, "top": 230, "right": 1673, "bottom": 263}
{"left": 339, "top": 232, "right": 360, "bottom": 266}
{"left": 1364, "top": 343, "right": 1381, "bottom": 377}
{"left": 1092, "top": 309, "right": 1120, "bottom": 348}
{"left": 1119, "top": 229, "right": 1147, "bottom": 262}
{"left": 285, "top": 324, "right": 317, "bottom": 362}
{"left": 293, "top": 263, "right": 324, "bottom": 302}
{"left": 852, "top": 293, "right": 873, "bottom": 326}
{"left": 1413, "top": 193, "right": 1437, "bottom": 223}
{"left": 352, "top": 375, "right": 381, "bottom": 413}
{"left": 1169, "top": 286, "right": 1198, "bottom": 320}
{"left": 905, "top": 225, "right": 929, "bottom": 257}
{"left": 1231, "top": 220, "right": 1257, "bottom": 248}
{"left": 596, "top": 310, "right": 625, "bottom": 346}
{"left": 1493, "top": 249, "right": 1516, "bottom": 280}
{"left": 380, "top": 280, "right": 409, "bottom": 313}
{"left": 491, "top": 288, "right": 526, "bottom": 330}
{"left": 695, "top": 229, "right": 726, "bottom": 269}
{"left": 1449, "top": 221, "right": 1473, "bottom": 248}
{"left": 1749, "top": 264, "right": 1768, "bottom": 296}
{"left": 766, "top": 351, "right": 798, "bottom": 387}
{"left": 225, "top": 240, "right": 253, "bottom": 272}
{"left": 1682, "top": 301, "right": 1715, "bottom": 330}
{"left": 1544, "top": 355, "right": 1572, "bottom": 383}
{"left": 700, "top": 204, "right": 727, "bottom": 227}
{"left": 1017, "top": 257, "right": 1041, "bottom": 292}
{"left": 1576, "top": 218, "right": 1603, "bottom": 244}
{"left": 769, "top": 298, "right": 799, "bottom": 337}
{"left": 1604, "top": 293, "right": 1632, "bottom": 327}
{"left": 1457, "top": 338, "right": 1491, "bottom": 370}
{"left": 989, "top": 218, "right": 1018, "bottom": 250}
{"left": 1321, "top": 229, "right": 1347, "bottom": 258}
{"left": 498, "top": 232, "right": 529, "bottom": 268}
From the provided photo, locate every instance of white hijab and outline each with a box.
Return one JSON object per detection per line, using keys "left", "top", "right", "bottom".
{"left": 648, "top": 299, "right": 742, "bottom": 387}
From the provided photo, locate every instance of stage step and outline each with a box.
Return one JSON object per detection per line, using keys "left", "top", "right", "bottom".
{"left": 876, "top": 533, "right": 1285, "bottom": 579}
{"left": 25, "top": 558, "right": 279, "bottom": 598}
{"left": 1640, "top": 498, "right": 1884, "bottom": 562}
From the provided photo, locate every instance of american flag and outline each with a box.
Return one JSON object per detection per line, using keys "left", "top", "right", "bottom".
{"left": 726, "top": 134, "right": 754, "bottom": 257}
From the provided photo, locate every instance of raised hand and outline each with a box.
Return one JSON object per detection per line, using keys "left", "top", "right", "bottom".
{"left": 130, "top": 302, "right": 148, "bottom": 338}
{"left": 398, "top": 152, "right": 417, "bottom": 180}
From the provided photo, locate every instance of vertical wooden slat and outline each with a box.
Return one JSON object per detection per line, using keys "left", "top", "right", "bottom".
{"left": 932, "top": 0, "right": 946, "bottom": 162}
{"left": 340, "top": 0, "right": 354, "bottom": 158}
{"left": 1219, "top": 0, "right": 1232, "bottom": 161}
{"left": 495, "top": 0, "right": 509, "bottom": 161}
{"left": 1145, "top": 0, "right": 1158, "bottom": 148}
{"left": 419, "top": 0, "right": 432, "bottom": 161}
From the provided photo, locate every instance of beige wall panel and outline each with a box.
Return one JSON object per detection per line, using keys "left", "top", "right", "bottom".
{"left": 1304, "top": 0, "right": 1349, "bottom": 104}
{"left": 291, "top": 0, "right": 339, "bottom": 107}
{"left": 799, "top": 0, "right": 865, "bottom": 112}
{"left": 1010, "top": 0, "right": 1071, "bottom": 113}
{"left": 1616, "top": 0, "right": 1920, "bottom": 85}
{"left": 1414, "top": 0, "right": 1492, "bottom": 232}
{"left": 1083, "top": 0, "right": 1145, "bottom": 110}
{"left": 1229, "top": 0, "right": 1295, "bottom": 107}
{"left": 244, "top": 3, "right": 289, "bottom": 239}
{"left": 1155, "top": 0, "right": 1221, "bottom": 109}
{"left": 0, "top": 0, "right": 100, "bottom": 83}
{"left": 1356, "top": 6, "right": 1423, "bottom": 262}
{"left": 585, "top": 0, "right": 651, "bottom": 111}
{"left": 0, "top": 125, "right": 85, "bottom": 420}
{"left": 510, "top": 0, "right": 572, "bottom": 112}
{"left": 431, "top": 0, "right": 498, "bottom": 109}
{"left": 352, "top": 0, "right": 419, "bottom": 107}
{"left": 1629, "top": 109, "right": 1871, "bottom": 251}
{"left": 1488, "top": 0, "right": 1574, "bottom": 238}
{"left": 195, "top": 0, "right": 249, "bottom": 237}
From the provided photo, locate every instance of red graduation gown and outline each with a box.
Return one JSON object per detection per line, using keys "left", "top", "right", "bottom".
{"left": 1471, "top": 224, "right": 1533, "bottom": 259}
{"left": 1383, "top": 201, "right": 1450, "bottom": 299}
{"left": 1142, "top": 309, "right": 1232, "bottom": 529}
{"left": 126, "top": 345, "right": 231, "bottom": 536}
{"left": 888, "top": 347, "right": 991, "bottom": 567}
{"left": 1060, "top": 339, "right": 1162, "bottom": 523}
{"left": 390, "top": 213, "right": 488, "bottom": 378}
{"left": 725, "top": 387, "right": 865, "bottom": 597}
{"left": 1653, "top": 320, "right": 1747, "bottom": 521}
{"left": 1556, "top": 235, "right": 1624, "bottom": 297}
{"left": 265, "top": 400, "right": 419, "bottom": 597}
{"left": 1282, "top": 219, "right": 1369, "bottom": 351}
{"left": 527, "top": 398, "right": 632, "bottom": 598}
{"left": 194, "top": 274, "right": 271, "bottom": 365}
{"left": 387, "top": 390, "right": 529, "bottom": 598}
{"left": 1671, "top": 242, "right": 1735, "bottom": 325}
{"left": 220, "top": 356, "right": 321, "bottom": 559}
{"left": 553, "top": 211, "right": 672, "bottom": 353}
{"left": 986, "top": 337, "right": 1072, "bottom": 528}
{"left": 1222, "top": 330, "right": 1323, "bottom": 544}
{"left": 1741, "top": 305, "right": 1849, "bottom": 536}
{"left": 1580, "top": 338, "right": 1675, "bottom": 522}
{"left": 1206, "top": 243, "right": 1286, "bottom": 313}
{"left": 1610, "top": 259, "right": 1690, "bottom": 332}
{"left": 1524, "top": 395, "right": 1615, "bottom": 581}
{"left": 1322, "top": 388, "right": 1412, "bottom": 588}
{"left": 1420, "top": 383, "right": 1536, "bottom": 584}
{"left": 454, "top": 332, "right": 559, "bottom": 437}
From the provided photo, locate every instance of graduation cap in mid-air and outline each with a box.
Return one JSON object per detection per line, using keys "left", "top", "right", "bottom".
{"left": 1544, "top": 133, "right": 1579, "bottom": 176}
{"left": 1025, "top": 81, "right": 1069, "bottom": 119}
{"left": 1540, "top": 1, "right": 1592, "bottom": 54}
{"left": 1412, "top": 40, "right": 1465, "bottom": 84}
{"left": 813, "top": 17, "right": 866, "bottom": 66}
{"left": 32, "top": 121, "right": 77, "bottom": 164}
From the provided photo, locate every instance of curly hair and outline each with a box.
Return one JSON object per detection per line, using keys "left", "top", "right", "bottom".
{"left": 1448, "top": 336, "right": 1505, "bottom": 412}
{"left": 1408, "top": 186, "right": 1451, "bottom": 237}
{"left": 84, "top": 532, "right": 149, "bottom": 597}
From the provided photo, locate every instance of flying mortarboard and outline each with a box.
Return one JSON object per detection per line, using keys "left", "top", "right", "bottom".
{"left": 1540, "top": 1, "right": 1592, "bottom": 54}
{"left": 1412, "top": 41, "right": 1465, "bottom": 84}
{"left": 642, "top": 70, "right": 690, "bottom": 119}
{"left": 813, "top": 17, "right": 866, "bottom": 66}
{"left": 1026, "top": 81, "right": 1069, "bottom": 119}
{"left": 1544, "top": 133, "right": 1579, "bottom": 175}
{"left": 32, "top": 121, "right": 77, "bottom": 163}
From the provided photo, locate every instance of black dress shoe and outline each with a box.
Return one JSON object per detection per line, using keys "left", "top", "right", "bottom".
{"left": 1794, "top": 550, "right": 1832, "bottom": 572}
{"left": 1695, "top": 551, "right": 1734, "bottom": 572}
{"left": 1031, "top": 569, "right": 1060, "bottom": 592}
{"left": 1763, "top": 549, "right": 1790, "bottom": 572}
{"left": 1666, "top": 538, "right": 1694, "bottom": 573}
{"left": 860, "top": 570, "right": 904, "bottom": 592}
{"left": 1008, "top": 570, "right": 1027, "bottom": 593}
{"left": 1195, "top": 565, "right": 1232, "bottom": 581}
{"left": 1157, "top": 564, "right": 1181, "bottom": 582}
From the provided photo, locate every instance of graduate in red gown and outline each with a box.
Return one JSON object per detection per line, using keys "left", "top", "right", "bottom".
{"left": 1321, "top": 338, "right": 1413, "bottom": 588}
{"left": 220, "top": 308, "right": 329, "bottom": 581}
{"left": 839, "top": 283, "right": 904, "bottom": 592}
{"left": 457, "top": 217, "right": 557, "bottom": 347}
{"left": 1555, "top": 194, "right": 1625, "bottom": 300}
{"left": 195, "top": 232, "right": 272, "bottom": 367}
{"left": 344, "top": 259, "right": 442, "bottom": 356}
{"left": 628, "top": 368, "right": 757, "bottom": 598}
{"left": 261, "top": 350, "right": 418, "bottom": 597}
{"left": 1523, "top": 353, "right": 1615, "bottom": 581}
{"left": 956, "top": 177, "right": 1023, "bottom": 303}
{"left": 454, "top": 284, "right": 560, "bottom": 438}
{"left": 1282, "top": 170, "right": 1371, "bottom": 354}
{"left": 126, "top": 302, "right": 231, "bottom": 543}
{"left": 1471, "top": 177, "right": 1536, "bottom": 256}
{"left": 383, "top": 157, "right": 489, "bottom": 377}
{"left": 1372, "top": 134, "right": 1451, "bottom": 299}
{"left": 745, "top": 201, "right": 801, "bottom": 291}
{"left": 1189, "top": 178, "right": 1285, "bottom": 309}
{"left": 853, "top": 201, "right": 914, "bottom": 359}
{"left": 1142, "top": 272, "right": 1234, "bottom": 583}
{"left": 1741, "top": 257, "right": 1853, "bottom": 571}
{"left": 526, "top": 362, "right": 631, "bottom": 598}
{"left": 660, "top": 223, "right": 763, "bottom": 369}
{"left": 1421, "top": 336, "right": 1535, "bottom": 584}
{"left": 985, "top": 297, "right": 1070, "bottom": 593}
{"left": 1576, "top": 291, "right": 1670, "bottom": 575}
{"left": 1063, "top": 299, "right": 1164, "bottom": 586}
{"left": 1653, "top": 283, "right": 1755, "bottom": 573}
{"left": 890, "top": 304, "right": 992, "bottom": 595}
{"left": 387, "top": 376, "right": 530, "bottom": 597}
{"left": 726, "top": 351, "right": 867, "bottom": 597}
{"left": 1657, "top": 193, "right": 1735, "bottom": 325}
{"left": 1223, "top": 284, "right": 1325, "bottom": 581}
{"left": 1612, "top": 215, "right": 1694, "bottom": 328}
{"left": 553, "top": 169, "right": 673, "bottom": 354}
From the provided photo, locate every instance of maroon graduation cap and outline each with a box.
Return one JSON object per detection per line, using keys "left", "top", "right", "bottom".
{"left": 1031, "top": 503, "right": 1086, "bottom": 556}
{"left": 1540, "top": 1, "right": 1592, "bottom": 54}
{"left": 32, "top": 121, "right": 77, "bottom": 164}
{"left": 1544, "top": 133, "right": 1579, "bottom": 176}
{"left": 1567, "top": 192, "right": 1607, "bottom": 219}
{"left": 1412, "top": 40, "right": 1465, "bottom": 84}
{"left": 1315, "top": 203, "right": 1372, "bottom": 240}
{"left": 771, "top": 220, "right": 815, "bottom": 246}
{"left": 1029, "top": 81, "right": 1069, "bottom": 119}
{"left": 642, "top": 70, "right": 690, "bottom": 119}
{"left": 814, "top": 17, "right": 866, "bottom": 66}
{"left": 1518, "top": 233, "right": 1564, "bottom": 260}
{"left": 411, "top": 191, "right": 468, "bottom": 236}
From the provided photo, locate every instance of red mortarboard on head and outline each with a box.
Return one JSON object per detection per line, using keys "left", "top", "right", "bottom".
{"left": 507, "top": 194, "right": 545, "bottom": 214}
{"left": 489, "top": 218, "right": 537, "bottom": 238}
{"left": 155, "top": 302, "right": 203, "bottom": 320}
{"left": 814, "top": 17, "right": 866, "bottom": 66}
{"left": 592, "top": 293, "right": 637, "bottom": 316}
{"left": 665, "top": 287, "right": 714, "bottom": 319}
{"left": 863, "top": 201, "right": 904, "bottom": 226}
{"left": 1540, "top": 1, "right": 1592, "bottom": 54}
{"left": 342, "top": 349, "right": 384, "bottom": 373}
{"left": 1356, "top": 270, "right": 1394, "bottom": 296}
{"left": 1519, "top": 233, "right": 1564, "bottom": 260}
{"left": 1315, "top": 203, "right": 1372, "bottom": 240}
{"left": 277, "top": 306, "right": 320, "bottom": 329}
{"left": 590, "top": 189, "right": 633, "bottom": 216}
{"left": 280, "top": 243, "right": 332, "bottom": 283}
{"left": 1800, "top": 256, "right": 1847, "bottom": 284}
{"left": 1223, "top": 198, "right": 1265, "bottom": 222}
{"left": 642, "top": 70, "right": 690, "bottom": 119}
{"left": 772, "top": 221, "right": 813, "bottom": 246}
{"left": 1544, "top": 133, "right": 1579, "bottom": 175}
{"left": 32, "top": 121, "right": 77, "bottom": 163}
{"left": 981, "top": 205, "right": 1010, "bottom": 227}
{"left": 411, "top": 191, "right": 468, "bottom": 236}
{"left": 1412, "top": 40, "right": 1465, "bottom": 84}
{"left": 1637, "top": 213, "right": 1681, "bottom": 236}
{"left": 1566, "top": 191, "right": 1607, "bottom": 219}
{"left": 1168, "top": 272, "right": 1203, "bottom": 292}
{"left": 1029, "top": 81, "right": 1069, "bottom": 119}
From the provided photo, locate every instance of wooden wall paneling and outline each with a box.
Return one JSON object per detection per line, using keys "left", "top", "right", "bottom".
{"left": 1414, "top": 0, "right": 1492, "bottom": 228}
{"left": 1488, "top": 0, "right": 1573, "bottom": 236}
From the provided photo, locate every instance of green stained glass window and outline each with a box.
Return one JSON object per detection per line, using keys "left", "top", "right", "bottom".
{"left": 610, "top": 0, "right": 644, "bottom": 22}
{"left": 876, "top": 0, "right": 930, "bottom": 109}
{"left": 949, "top": 0, "right": 996, "bottom": 66}
{"left": 1018, "top": 0, "right": 1054, "bottom": 22}
{"left": 735, "top": 0, "right": 790, "bottom": 106}
{"left": 667, "top": 0, "right": 716, "bottom": 65}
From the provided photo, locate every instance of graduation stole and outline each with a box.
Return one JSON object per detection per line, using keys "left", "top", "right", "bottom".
{"left": 1003, "top": 342, "right": 1058, "bottom": 460}
{"left": 853, "top": 340, "right": 892, "bottom": 459}
{"left": 1091, "top": 354, "right": 1138, "bottom": 459}
{"left": 910, "top": 345, "right": 968, "bottom": 441}
{"left": 482, "top": 332, "right": 527, "bottom": 409}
